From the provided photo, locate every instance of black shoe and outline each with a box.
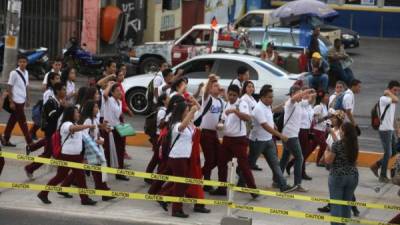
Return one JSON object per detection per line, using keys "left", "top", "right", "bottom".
{"left": 115, "top": 175, "right": 130, "bottom": 181}
{"left": 102, "top": 196, "right": 116, "bottom": 201}
{"left": 251, "top": 165, "right": 263, "bottom": 171}
{"left": 37, "top": 194, "right": 52, "bottom": 204}
{"left": 280, "top": 185, "right": 297, "bottom": 193}
{"left": 391, "top": 168, "right": 396, "bottom": 178}
{"left": 85, "top": 170, "right": 91, "bottom": 177}
{"left": 236, "top": 179, "right": 246, "bottom": 188}
{"left": 25, "top": 144, "right": 31, "bottom": 155}
{"left": 57, "top": 192, "right": 73, "bottom": 198}
{"left": 172, "top": 211, "right": 189, "bottom": 218}
{"left": 81, "top": 199, "right": 97, "bottom": 206}
{"left": 318, "top": 205, "right": 331, "bottom": 213}
{"left": 194, "top": 206, "right": 211, "bottom": 213}
{"left": 203, "top": 186, "right": 214, "bottom": 192}
{"left": 250, "top": 193, "right": 259, "bottom": 200}
{"left": 209, "top": 188, "right": 227, "bottom": 196}
{"left": 144, "top": 178, "right": 153, "bottom": 185}
{"left": 157, "top": 201, "right": 168, "bottom": 212}
{"left": 352, "top": 207, "right": 360, "bottom": 217}
{"left": 3, "top": 141, "right": 16, "bottom": 147}
{"left": 302, "top": 174, "right": 312, "bottom": 181}
{"left": 286, "top": 166, "right": 291, "bottom": 176}
{"left": 31, "top": 134, "right": 38, "bottom": 141}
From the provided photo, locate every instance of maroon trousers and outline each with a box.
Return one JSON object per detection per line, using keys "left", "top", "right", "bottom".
{"left": 4, "top": 102, "right": 32, "bottom": 144}
{"left": 146, "top": 135, "right": 160, "bottom": 173}
{"left": 390, "top": 213, "right": 400, "bottom": 223}
{"left": 103, "top": 130, "right": 125, "bottom": 169}
{"left": 29, "top": 138, "right": 47, "bottom": 153}
{"left": 218, "top": 136, "right": 256, "bottom": 190}
{"left": 0, "top": 154, "right": 4, "bottom": 175}
{"left": 200, "top": 129, "right": 220, "bottom": 180}
{"left": 148, "top": 159, "right": 170, "bottom": 195}
{"left": 38, "top": 154, "right": 90, "bottom": 203}
{"left": 29, "top": 124, "right": 40, "bottom": 137}
{"left": 25, "top": 135, "right": 52, "bottom": 174}
{"left": 309, "top": 129, "right": 327, "bottom": 164}
{"left": 62, "top": 169, "right": 109, "bottom": 191}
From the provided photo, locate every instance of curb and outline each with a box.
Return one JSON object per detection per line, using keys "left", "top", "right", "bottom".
{"left": 0, "top": 123, "right": 391, "bottom": 168}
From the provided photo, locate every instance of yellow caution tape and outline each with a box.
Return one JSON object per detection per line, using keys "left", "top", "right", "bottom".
{"left": 0, "top": 181, "right": 395, "bottom": 225}
{"left": 1, "top": 151, "right": 399, "bottom": 211}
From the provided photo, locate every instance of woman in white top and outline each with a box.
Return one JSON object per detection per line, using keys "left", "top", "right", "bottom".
{"left": 43, "top": 72, "right": 61, "bottom": 105}
{"left": 310, "top": 92, "right": 330, "bottom": 166}
{"left": 328, "top": 81, "right": 346, "bottom": 110}
{"left": 102, "top": 82, "right": 129, "bottom": 181}
{"left": 240, "top": 80, "right": 257, "bottom": 111}
{"left": 61, "top": 67, "right": 77, "bottom": 105}
{"left": 38, "top": 106, "right": 97, "bottom": 206}
{"left": 159, "top": 100, "right": 198, "bottom": 218}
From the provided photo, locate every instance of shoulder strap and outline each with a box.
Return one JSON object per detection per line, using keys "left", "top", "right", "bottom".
{"left": 379, "top": 98, "right": 391, "bottom": 124}
{"left": 199, "top": 97, "right": 213, "bottom": 119}
{"left": 283, "top": 104, "right": 296, "bottom": 130}
{"left": 15, "top": 70, "right": 27, "bottom": 86}
{"left": 217, "top": 97, "right": 224, "bottom": 121}
{"left": 170, "top": 134, "right": 181, "bottom": 150}
{"left": 61, "top": 132, "right": 72, "bottom": 148}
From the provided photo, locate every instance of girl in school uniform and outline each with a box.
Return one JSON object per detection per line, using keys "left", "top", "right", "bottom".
{"left": 102, "top": 82, "right": 129, "bottom": 181}
{"left": 37, "top": 106, "right": 97, "bottom": 206}
{"left": 240, "top": 80, "right": 257, "bottom": 111}
{"left": 61, "top": 67, "right": 77, "bottom": 105}
{"left": 311, "top": 91, "right": 330, "bottom": 166}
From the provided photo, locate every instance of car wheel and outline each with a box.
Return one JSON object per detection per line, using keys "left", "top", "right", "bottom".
{"left": 140, "top": 57, "right": 162, "bottom": 74}
{"left": 126, "top": 88, "right": 150, "bottom": 115}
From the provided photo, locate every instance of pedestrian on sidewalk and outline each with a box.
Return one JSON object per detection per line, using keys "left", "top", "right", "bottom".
{"left": 311, "top": 91, "right": 330, "bottom": 167}
{"left": 1, "top": 55, "right": 32, "bottom": 147}
{"left": 25, "top": 83, "right": 67, "bottom": 179}
{"left": 370, "top": 80, "right": 400, "bottom": 183}
{"left": 342, "top": 79, "right": 362, "bottom": 134}
{"left": 210, "top": 85, "right": 258, "bottom": 198}
{"left": 41, "top": 57, "right": 62, "bottom": 91}
{"left": 0, "top": 88, "right": 8, "bottom": 175}
{"left": 324, "top": 122, "right": 359, "bottom": 225}
{"left": 279, "top": 86, "right": 314, "bottom": 192}
{"left": 61, "top": 67, "right": 77, "bottom": 105}
{"left": 37, "top": 106, "right": 97, "bottom": 206}
{"left": 199, "top": 75, "right": 224, "bottom": 192}
{"left": 328, "top": 81, "right": 346, "bottom": 110}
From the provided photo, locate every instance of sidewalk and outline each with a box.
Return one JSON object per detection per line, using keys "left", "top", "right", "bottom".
{"left": 0, "top": 136, "right": 399, "bottom": 225}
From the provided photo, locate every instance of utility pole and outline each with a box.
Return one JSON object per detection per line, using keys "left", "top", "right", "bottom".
{"left": 2, "top": 0, "right": 22, "bottom": 82}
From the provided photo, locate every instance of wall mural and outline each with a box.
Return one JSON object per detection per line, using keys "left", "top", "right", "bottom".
{"left": 205, "top": 0, "right": 245, "bottom": 24}
{"left": 118, "top": 0, "right": 145, "bottom": 49}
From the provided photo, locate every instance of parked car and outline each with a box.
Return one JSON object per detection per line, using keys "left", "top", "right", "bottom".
{"left": 321, "top": 24, "right": 360, "bottom": 48}
{"left": 122, "top": 54, "right": 303, "bottom": 114}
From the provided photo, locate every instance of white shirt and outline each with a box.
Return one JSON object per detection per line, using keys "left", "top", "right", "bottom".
{"left": 240, "top": 94, "right": 257, "bottom": 111}
{"left": 342, "top": 89, "right": 355, "bottom": 121}
{"left": 60, "top": 121, "right": 83, "bottom": 155}
{"left": 326, "top": 128, "right": 341, "bottom": 149}
{"left": 83, "top": 118, "right": 100, "bottom": 139}
{"left": 99, "top": 89, "right": 105, "bottom": 118}
{"left": 8, "top": 68, "right": 29, "bottom": 104}
{"left": 231, "top": 78, "right": 242, "bottom": 90}
{"left": 42, "top": 69, "right": 61, "bottom": 85}
{"left": 313, "top": 103, "right": 329, "bottom": 131}
{"left": 103, "top": 97, "right": 122, "bottom": 127}
{"left": 300, "top": 101, "right": 314, "bottom": 129}
{"left": 379, "top": 96, "right": 396, "bottom": 131}
{"left": 66, "top": 80, "right": 76, "bottom": 103}
{"left": 249, "top": 101, "right": 274, "bottom": 141}
{"left": 153, "top": 73, "right": 165, "bottom": 103}
{"left": 282, "top": 99, "right": 304, "bottom": 138}
{"left": 200, "top": 95, "right": 224, "bottom": 130}
{"left": 43, "top": 89, "right": 55, "bottom": 105}
{"left": 157, "top": 107, "right": 167, "bottom": 135}
{"left": 328, "top": 93, "right": 338, "bottom": 108}
{"left": 169, "top": 122, "right": 194, "bottom": 158}
{"left": 222, "top": 99, "right": 249, "bottom": 137}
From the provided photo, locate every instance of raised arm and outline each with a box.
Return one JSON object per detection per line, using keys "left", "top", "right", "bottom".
{"left": 178, "top": 105, "right": 198, "bottom": 132}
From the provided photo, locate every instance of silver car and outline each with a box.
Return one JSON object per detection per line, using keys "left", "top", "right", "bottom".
{"left": 122, "top": 53, "right": 302, "bottom": 114}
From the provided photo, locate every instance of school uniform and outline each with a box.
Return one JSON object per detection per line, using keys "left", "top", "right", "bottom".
{"left": 3, "top": 68, "right": 32, "bottom": 144}
{"left": 42, "top": 69, "right": 61, "bottom": 86}
{"left": 146, "top": 106, "right": 167, "bottom": 174}
{"left": 216, "top": 100, "right": 256, "bottom": 192}
{"left": 342, "top": 89, "right": 355, "bottom": 122}
{"left": 311, "top": 103, "right": 329, "bottom": 164}
{"left": 153, "top": 73, "right": 164, "bottom": 104}
{"left": 240, "top": 94, "right": 257, "bottom": 111}
{"left": 231, "top": 78, "right": 242, "bottom": 90}
{"left": 199, "top": 95, "right": 224, "bottom": 182}
{"left": 66, "top": 80, "right": 76, "bottom": 105}
{"left": 38, "top": 122, "right": 92, "bottom": 204}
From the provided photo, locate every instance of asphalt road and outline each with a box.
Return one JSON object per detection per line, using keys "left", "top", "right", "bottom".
{"left": 0, "top": 207, "right": 154, "bottom": 225}
{"left": 1, "top": 37, "right": 399, "bottom": 152}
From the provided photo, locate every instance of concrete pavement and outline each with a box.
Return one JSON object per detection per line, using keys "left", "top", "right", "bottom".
{"left": 0, "top": 136, "right": 399, "bottom": 225}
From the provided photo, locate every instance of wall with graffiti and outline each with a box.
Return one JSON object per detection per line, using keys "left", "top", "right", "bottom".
{"left": 117, "top": 0, "right": 145, "bottom": 49}
{"left": 205, "top": 0, "right": 246, "bottom": 24}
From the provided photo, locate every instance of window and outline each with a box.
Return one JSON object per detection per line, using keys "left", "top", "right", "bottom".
{"left": 180, "top": 29, "right": 212, "bottom": 46}
{"left": 247, "top": 30, "right": 265, "bottom": 48}
{"left": 236, "top": 14, "right": 264, "bottom": 28}
{"left": 385, "top": 0, "right": 400, "bottom": 6}
{"left": 214, "top": 59, "right": 258, "bottom": 80}
{"left": 268, "top": 32, "right": 299, "bottom": 47}
{"left": 163, "top": 0, "right": 180, "bottom": 10}
{"left": 177, "top": 59, "right": 215, "bottom": 79}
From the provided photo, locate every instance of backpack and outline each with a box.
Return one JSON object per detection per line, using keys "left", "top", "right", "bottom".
{"left": 371, "top": 99, "right": 390, "bottom": 130}
{"left": 146, "top": 74, "right": 161, "bottom": 112}
{"left": 333, "top": 92, "right": 346, "bottom": 110}
{"left": 193, "top": 97, "right": 223, "bottom": 127}
{"left": 144, "top": 108, "right": 165, "bottom": 138}
{"left": 158, "top": 126, "right": 180, "bottom": 160}
{"left": 32, "top": 100, "right": 43, "bottom": 126}
{"left": 51, "top": 130, "right": 71, "bottom": 158}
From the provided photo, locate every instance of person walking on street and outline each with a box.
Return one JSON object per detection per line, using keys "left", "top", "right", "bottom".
{"left": 61, "top": 67, "right": 77, "bottom": 105}
{"left": 311, "top": 91, "right": 330, "bottom": 166}
{"left": 329, "top": 81, "right": 346, "bottom": 110}
{"left": 1, "top": 55, "right": 32, "bottom": 147}
{"left": 279, "top": 86, "right": 314, "bottom": 192}
{"left": 231, "top": 66, "right": 250, "bottom": 91}
{"left": 370, "top": 80, "right": 400, "bottom": 183}
{"left": 324, "top": 122, "right": 359, "bottom": 225}
{"left": 37, "top": 106, "right": 97, "bottom": 206}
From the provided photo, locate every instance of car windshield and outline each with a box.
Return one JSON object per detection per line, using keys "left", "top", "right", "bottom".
{"left": 253, "top": 60, "right": 289, "bottom": 77}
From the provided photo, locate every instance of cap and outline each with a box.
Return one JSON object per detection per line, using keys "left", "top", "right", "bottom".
{"left": 331, "top": 110, "right": 345, "bottom": 121}
{"left": 312, "top": 52, "right": 322, "bottom": 59}
{"left": 287, "top": 85, "right": 301, "bottom": 96}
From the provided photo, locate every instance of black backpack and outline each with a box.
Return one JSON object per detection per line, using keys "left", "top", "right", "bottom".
{"left": 371, "top": 99, "right": 390, "bottom": 130}
{"left": 193, "top": 97, "right": 223, "bottom": 127}
{"left": 144, "top": 108, "right": 165, "bottom": 138}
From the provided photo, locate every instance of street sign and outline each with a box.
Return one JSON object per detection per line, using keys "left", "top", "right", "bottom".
{"left": 5, "top": 35, "right": 17, "bottom": 49}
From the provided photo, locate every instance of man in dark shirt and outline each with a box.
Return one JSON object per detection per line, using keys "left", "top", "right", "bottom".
{"left": 308, "top": 26, "right": 321, "bottom": 59}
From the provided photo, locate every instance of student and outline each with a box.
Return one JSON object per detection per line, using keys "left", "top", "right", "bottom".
{"left": 37, "top": 106, "right": 97, "bottom": 206}
{"left": 25, "top": 83, "right": 67, "bottom": 179}
{"left": 103, "top": 60, "right": 117, "bottom": 77}
{"left": 75, "top": 87, "right": 89, "bottom": 110}
{"left": 145, "top": 93, "right": 169, "bottom": 177}
{"left": 199, "top": 74, "right": 224, "bottom": 192}
{"left": 153, "top": 61, "right": 170, "bottom": 103}
{"left": 329, "top": 81, "right": 346, "bottom": 110}
{"left": 343, "top": 79, "right": 362, "bottom": 128}
{"left": 370, "top": 81, "right": 400, "bottom": 183}
{"left": 42, "top": 58, "right": 62, "bottom": 91}
{"left": 311, "top": 91, "right": 330, "bottom": 166}
{"left": 279, "top": 86, "right": 314, "bottom": 192}
{"left": 61, "top": 67, "right": 77, "bottom": 105}
{"left": 231, "top": 66, "right": 250, "bottom": 90}
{"left": 210, "top": 85, "right": 258, "bottom": 197}
{"left": 43, "top": 72, "right": 62, "bottom": 105}
{"left": 1, "top": 55, "right": 32, "bottom": 147}
{"left": 240, "top": 80, "right": 257, "bottom": 111}
{"left": 324, "top": 122, "right": 359, "bottom": 225}
{"left": 159, "top": 100, "right": 199, "bottom": 218}
{"left": 156, "top": 69, "right": 175, "bottom": 100}
{"left": 169, "top": 77, "right": 188, "bottom": 98}
{"left": 103, "top": 82, "right": 129, "bottom": 181}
